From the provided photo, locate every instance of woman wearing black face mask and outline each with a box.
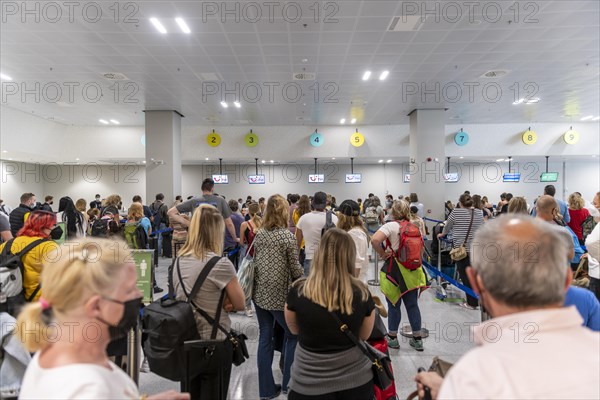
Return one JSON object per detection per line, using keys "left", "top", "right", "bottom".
{"left": 15, "top": 238, "right": 189, "bottom": 400}
{"left": 0, "top": 211, "right": 59, "bottom": 306}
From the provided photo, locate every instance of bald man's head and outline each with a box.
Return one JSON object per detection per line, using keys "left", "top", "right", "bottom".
{"left": 535, "top": 195, "right": 557, "bottom": 220}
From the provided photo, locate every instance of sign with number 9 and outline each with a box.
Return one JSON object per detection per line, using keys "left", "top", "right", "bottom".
{"left": 454, "top": 131, "right": 469, "bottom": 146}
{"left": 522, "top": 130, "right": 537, "bottom": 145}
{"left": 207, "top": 132, "right": 221, "bottom": 147}
{"left": 310, "top": 132, "right": 323, "bottom": 147}
{"left": 351, "top": 132, "right": 365, "bottom": 147}
{"left": 563, "top": 130, "right": 579, "bottom": 145}
{"left": 245, "top": 131, "right": 258, "bottom": 147}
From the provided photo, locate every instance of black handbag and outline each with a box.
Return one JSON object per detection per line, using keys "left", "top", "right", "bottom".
{"left": 368, "top": 310, "right": 388, "bottom": 341}
{"left": 329, "top": 312, "right": 394, "bottom": 390}
{"left": 193, "top": 292, "right": 250, "bottom": 367}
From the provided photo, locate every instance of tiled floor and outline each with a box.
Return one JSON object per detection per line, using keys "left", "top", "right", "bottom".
{"left": 139, "top": 257, "right": 480, "bottom": 399}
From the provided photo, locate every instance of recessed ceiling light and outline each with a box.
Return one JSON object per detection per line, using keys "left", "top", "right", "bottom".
{"left": 220, "top": 101, "right": 228, "bottom": 108}
{"left": 581, "top": 115, "right": 594, "bottom": 121}
{"left": 332, "top": 157, "right": 336, "bottom": 160}
{"left": 350, "top": 118, "right": 357, "bottom": 124}
{"left": 459, "top": 156, "right": 464, "bottom": 159}
{"left": 99, "top": 119, "right": 109, "bottom": 124}
{"left": 362, "top": 71, "right": 371, "bottom": 81}
{"left": 175, "top": 17, "right": 191, "bottom": 34}
{"left": 387, "top": 159, "right": 392, "bottom": 163}
{"left": 234, "top": 101, "right": 241, "bottom": 108}
{"left": 110, "top": 119, "right": 120, "bottom": 124}
{"left": 270, "top": 160, "right": 274, "bottom": 163}
{"left": 378, "top": 159, "right": 384, "bottom": 163}
{"left": 261, "top": 160, "right": 266, "bottom": 163}
{"left": 593, "top": 117, "right": 600, "bottom": 121}
{"left": 205, "top": 157, "right": 209, "bottom": 161}
{"left": 1, "top": 150, "right": 6, "bottom": 153}
{"left": 150, "top": 18, "right": 167, "bottom": 34}
{"left": 525, "top": 98, "right": 540, "bottom": 104}
{"left": 301, "top": 58, "right": 308, "bottom": 63}
{"left": 75, "top": 158, "right": 80, "bottom": 161}
{"left": 0, "top": 73, "right": 12, "bottom": 81}
{"left": 496, "top": 158, "right": 505, "bottom": 162}
{"left": 340, "top": 118, "right": 346, "bottom": 124}
{"left": 513, "top": 98, "right": 524, "bottom": 105}
{"left": 379, "top": 71, "right": 389, "bottom": 80}
{"left": 142, "top": 160, "right": 146, "bottom": 164}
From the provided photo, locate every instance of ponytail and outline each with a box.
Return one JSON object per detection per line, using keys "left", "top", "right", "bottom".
{"left": 16, "top": 302, "right": 53, "bottom": 353}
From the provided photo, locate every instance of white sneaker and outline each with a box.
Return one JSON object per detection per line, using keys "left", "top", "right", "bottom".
{"left": 245, "top": 308, "right": 254, "bottom": 317}
{"left": 140, "top": 357, "right": 150, "bottom": 373}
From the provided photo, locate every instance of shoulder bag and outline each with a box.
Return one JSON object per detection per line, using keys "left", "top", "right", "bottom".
{"left": 449, "top": 209, "right": 474, "bottom": 262}
{"left": 328, "top": 311, "right": 394, "bottom": 390}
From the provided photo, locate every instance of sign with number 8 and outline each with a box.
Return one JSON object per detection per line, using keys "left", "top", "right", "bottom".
{"left": 522, "top": 130, "right": 537, "bottom": 145}
{"left": 563, "top": 129, "right": 579, "bottom": 145}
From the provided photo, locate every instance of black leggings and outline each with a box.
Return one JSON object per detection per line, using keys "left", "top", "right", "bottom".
{"left": 456, "top": 255, "right": 479, "bottom": 307}
{"left": 288, "top": 380, "right": 374, "bottom": 400}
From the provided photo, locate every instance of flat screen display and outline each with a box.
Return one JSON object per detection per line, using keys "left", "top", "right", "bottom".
{"left": 403, "top": 173, "right": 411, "bottom": 183}
{"left": 212, "top": 175, "right": 228, "bottom": 184}
{"left": 345, "top": 174, "right": 362, "bottom": 183}
{"left": 444, "top": 173, "right": 459, "bottom": 183}
{"left": 503, "top": 173, "right": 521, "bottom": 182}
{"left": 247, "top": 175, "right": 265, "bottom": 184}
{"left": 540, "top": 172, "right": 559, "bottom": 182}
{"left": 308, "top": 174, "right": 325, "bottom": 183}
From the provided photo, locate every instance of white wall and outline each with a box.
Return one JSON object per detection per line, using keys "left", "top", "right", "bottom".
{"left": 1, "top": 159, "right": 598, "bottom": 211}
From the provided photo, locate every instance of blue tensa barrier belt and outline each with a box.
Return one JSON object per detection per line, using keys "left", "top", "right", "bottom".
{"left": 227, "top": 247, "right": 241, "bottom": 257}
{"left": 423, "top": 217, "right": 444, "bottom": 224}
{"left": 149, "top": 228, "right": 174, "bottom": 236}
{"left": 421, "top": 259, "right": 480, "bottom": 300}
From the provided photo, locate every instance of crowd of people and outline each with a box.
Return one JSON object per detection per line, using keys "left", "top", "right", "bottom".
{"left": 1, "top": 180, "right": 599, "bottom": 400}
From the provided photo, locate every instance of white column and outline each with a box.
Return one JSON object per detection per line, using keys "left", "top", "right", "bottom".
{"left": 144, "top": 110, "right": 182, "bottom": 204}
{"left": 409, "top": 109, "right": 446, "bottom": 222}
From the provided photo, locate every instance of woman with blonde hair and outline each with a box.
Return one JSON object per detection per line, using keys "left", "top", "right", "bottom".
{"left": 372, "top": 200, "right": 426, "bottom": 351}
{"left": 17, "top": 238, "right": 188, "bottom": 400}
{"left": 507, "top": 196, "right": 529, "bottom": 215}
{"left": 253, "top": 195, "right": 304, "bottom": 399}
{"left": 285, "top": 228, "right": 376, "bottom": 399}
{"left": 239, "top": 201, "right": 263, "bottom": 317}
{"left": 568, "top": 193, "right": 591, "bottom": 245}
{"left": 336, "top": 199, "right": 369, "bottom": 280}
{"left": 173, "top": 204, "right": 245, "bottom": 400}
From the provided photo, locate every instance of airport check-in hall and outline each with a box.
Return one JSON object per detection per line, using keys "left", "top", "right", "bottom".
{"left": 0, "top": 1, "right": 599, "bottom": 400}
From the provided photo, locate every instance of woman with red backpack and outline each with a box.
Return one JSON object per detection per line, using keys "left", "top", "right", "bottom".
{"left": 371, "top": 200, "right": 426, "bottom": 352}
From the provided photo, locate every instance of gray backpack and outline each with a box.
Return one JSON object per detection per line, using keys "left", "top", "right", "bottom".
{"left": 321, "top": 211, "right": 336, "bottom": 236}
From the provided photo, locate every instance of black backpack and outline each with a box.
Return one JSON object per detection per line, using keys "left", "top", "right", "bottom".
{"left": 91, "top": 218, "right": 110, "bottom": 237}
{"left": 141, "top": 256, "right": 221, "bottom": 382}
{"left": 0, "top": 238, "right": 49, "bottom": 316}
{"left": 150, "top": 202, "right": 165, "bottom": 229}
{"left": 321, "top": 210, "right": 336, "bottom": 237}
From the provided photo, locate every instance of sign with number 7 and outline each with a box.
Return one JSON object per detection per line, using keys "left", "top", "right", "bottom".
{"left": 454, "top": 131, "right": 469, "bottom": 146}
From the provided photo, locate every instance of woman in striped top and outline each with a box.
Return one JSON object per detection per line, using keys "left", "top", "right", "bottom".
{"left": 439, "top": 193, "right": 484, "bottom": 310}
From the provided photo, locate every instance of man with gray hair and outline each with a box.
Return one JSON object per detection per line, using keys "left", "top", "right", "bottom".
{"left": 415, "top": 215, "right": 599, "bottom": 399}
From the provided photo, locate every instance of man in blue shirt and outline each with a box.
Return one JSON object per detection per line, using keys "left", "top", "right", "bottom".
{"left": 565, "top": 286, "right": 600, "bottom": 331}
{"left": 531, "top": 185, "right": 570, "bottom": 224}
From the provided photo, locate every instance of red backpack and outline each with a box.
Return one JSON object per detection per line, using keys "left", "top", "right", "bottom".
{"left": 245, "top": 222, "right": 256, "bottom": 257}
{"left": 388, "top": 220, "right": 424, "bottom": 270}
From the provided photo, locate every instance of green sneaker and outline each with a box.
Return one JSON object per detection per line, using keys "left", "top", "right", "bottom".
{"left": 386, "top": 335, "right": 400, "bottom": 349}
{"left": 409, "top": 337, "right": 424, "bottom": 351}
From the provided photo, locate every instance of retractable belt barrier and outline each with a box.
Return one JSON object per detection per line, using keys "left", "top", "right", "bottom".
{"left": 421, "top": 260, "right": 479, "bottom": 300}
{"left": 367, "top": 228, "right": 380, "bottom": 286}
{"left": 149, "top": 228, "right": 174, "bottom": 236}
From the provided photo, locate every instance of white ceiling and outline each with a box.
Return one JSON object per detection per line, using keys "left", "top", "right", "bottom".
{"left": 1, "top": 0, "right": 599, "bottom": 127}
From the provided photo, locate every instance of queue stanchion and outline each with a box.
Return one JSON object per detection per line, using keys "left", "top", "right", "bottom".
{"left": 127, "top": 324, "right": 141, "bottom": 384}
{"left": 367, "top": 229, "right": 380, "bottom": 286}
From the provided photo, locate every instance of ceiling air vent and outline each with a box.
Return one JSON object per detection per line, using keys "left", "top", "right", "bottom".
{"left": 480, "top": 70, "right": 510, "bottom": 79}
{"left": 102, "top": 72, "right": 129, "bottom": 81}
{"left": 387, "top": 16, "right": 426, "bottom": 32}
{"left": 293, "top": 72, "right": 316, "bottom": 81}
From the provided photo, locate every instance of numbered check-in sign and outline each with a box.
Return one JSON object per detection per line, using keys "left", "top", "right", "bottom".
{"left": 564, "top": 130, "right": 579, "bottom": 145}
{"left": 207, "top": 131, "right": 221, "bottom": 147}
{"left": 454, "top": 131, "right": 469, "bottom": 146}
{"left": 522, "top": 130, "right": 537, "bottom": 145}
{"left": 245, "top": 131, "right": 258, "bottom": 147}
{"left": 310, "top": 132, "right": 324, "bottom": 147}
{"left": 350, "top": 132, "right": 365, "bottom": 147}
